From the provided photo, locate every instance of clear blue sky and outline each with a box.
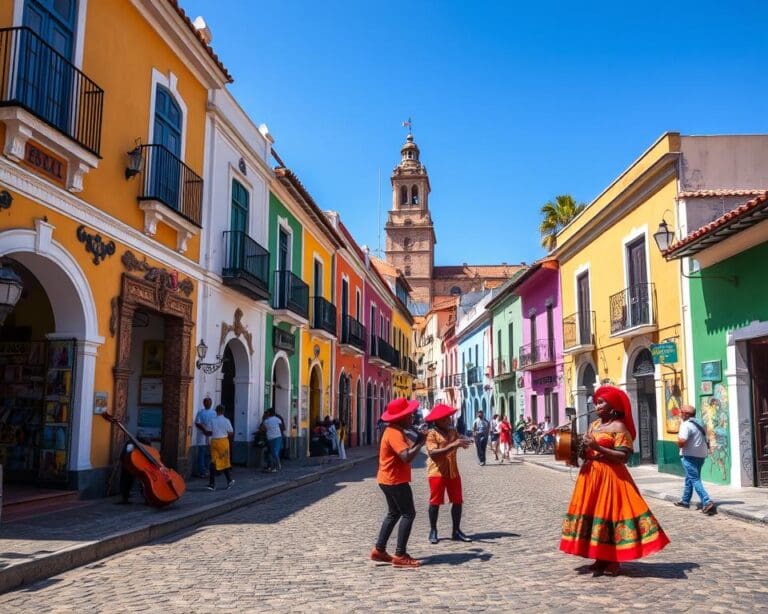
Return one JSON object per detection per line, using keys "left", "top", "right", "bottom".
{"left": 182, "top": 0, "right": 768, "bottom": 266}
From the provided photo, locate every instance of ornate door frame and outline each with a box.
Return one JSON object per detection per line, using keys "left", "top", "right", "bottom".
{"left": 112, "top": 272, "right": 194, "bottom": 471}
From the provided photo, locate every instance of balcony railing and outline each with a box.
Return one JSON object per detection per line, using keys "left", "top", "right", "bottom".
{"left": 427, "top": 375, "right": 437, "bottom": 390}
{"left": 609, "top": 283, "right": 655, "bottom": 335}
{"left": 518, "top": 340, "right": 555, "bottom": 370}
{"left": 370, "top": 335, "right": 396, "bottom": 366}
{"left": 392, "top": 348, "right": 402, "bottom": 369}
{"left": 311, "top": 296, "right": 337, "bottom": 336}
{"left": 466, "top": 366, "right": 481, "bottom": 386}
{"left": 341, "top": 314, "right": 366, "bottom": 352}
{"left": 137, "top": 144, "right": 203, "bottom": 226}
{"left": 452, "top": 373, "right": 465, "bottom": 387}
{"left": 273, "top": 270, "right": 309, "bottom": 320}
{"left": 406, "top": 357, "right": 417, "bottom": 377}
{"left": 0, "top": 27, "right": 104, "bottom": 155}
{"left": 563, "top": 311, "right": 596, "bottom": 351}
{"left": 221, "top": 231, "right": 270, "bottom": 300}
{"left": 495, "top": 357, "right": 517, "bottom": 377}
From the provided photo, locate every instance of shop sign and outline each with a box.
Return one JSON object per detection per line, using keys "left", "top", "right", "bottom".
{"left": 650, "top": 342, "right": 677, "bottom": 365}
{"left": 23, "top": 141, "right": 66, "bottom": 186}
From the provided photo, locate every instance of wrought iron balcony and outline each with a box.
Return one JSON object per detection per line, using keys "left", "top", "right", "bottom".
{"left": 406, "top": 357, "right": 417, "bottom": 377}
{"left": 310, "top": 296, "right": 336, "bottom": 337}
{"left": 370, "top": 335, "right": 396, "bottom": 367}
{"left": 466, "top": 366, "right": 481, "bottom": 386}
{"left": 495, "top": 357, "right": 517, "bottom": 379}
{"left": 137, "top": 144, "right": 203, "bottom": 226}
{"left": 427, "top": 375, "right": 437, "bottom": 390}
{"left": 392, "top": 348, "right": 402, "bottom": 370}
{"left": 273, "top": 270, "right": 309, "bottom": 321}
{"left": 452, "top": 373, "right": 465, "bottom": 387}
{"left": 563, "top": 311, "right": 596, "bottom": 353}
{"left": 518, "top": 340, "right": 555, "bottom": 370}
{"left": 0, "top": 27, "right": 104, "bottom": 155}
{"left": 609, "top": 283, "right": 656, "bottom": 337}
{"left": 221, "top": 231, "right": 270, "bottom": 301}
{"left": 340, "top": 314, "right": 366, "bottom": 353}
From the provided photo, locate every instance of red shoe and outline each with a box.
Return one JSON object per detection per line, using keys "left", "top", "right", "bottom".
{"left": 392, "top": 553, "right": 421, "bottom": 567}
{"left": 370, "top": 548, "right": 393, "bottom": 563}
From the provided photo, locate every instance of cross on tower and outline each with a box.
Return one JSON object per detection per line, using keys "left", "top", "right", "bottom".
{"left": 401, "top": 117, "right": 413, "bottom": 134}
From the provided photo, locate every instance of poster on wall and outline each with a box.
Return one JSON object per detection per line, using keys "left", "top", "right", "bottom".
{"left": 142, "top": 340, "right": 164, "bottom": 376}
{"left": 700, "top": 382, "right": 730, "bottom": 484}
{"left": 662, "top": 372, "right": 682, "bottom": 434}
{"left": 139, "top": 377, "right": 163, "bottom": 405}
{"left": 701, "top": 360, "right": 722, "bottom": 382}
{"left": 137, "top": 406, "right": 162, "bottom": 441}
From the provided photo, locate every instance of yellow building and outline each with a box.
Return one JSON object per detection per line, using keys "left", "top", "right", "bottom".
{"left": 553, "top": 133, "right": 687, "bottom": 471}
{"left": 0, "top": 0, "right": 230, "bottom": 495}
{"left": 392, "top": 306, "right": 415, "bottom": 399}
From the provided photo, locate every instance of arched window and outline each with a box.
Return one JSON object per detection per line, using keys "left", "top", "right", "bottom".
{"left": 404, "top": 265, "right": 411, "bottom": 276}
{"left": 399, "top": 185, "right": 408, "bottom": 206}
{"left": 403, "top": 254, "right": 411, "bottom": 263}
{"left": 411, "top": 185, "right": 419, "bottom": 205}
{"left": 403, "top": 237, "right": 412, "bottom": 250}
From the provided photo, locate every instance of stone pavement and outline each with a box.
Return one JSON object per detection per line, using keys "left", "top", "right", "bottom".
{"left": 1, "top": 452, "right": 768, "bottom": 612}
{"left": 0, "top": 447, "right": 378, "bottom": 593}
{"left": 518, "top": 452, "right": 768, "bottom": 524}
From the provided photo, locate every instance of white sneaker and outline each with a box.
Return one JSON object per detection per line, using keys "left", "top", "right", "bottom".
{"left": 226, "top": 480, "right": 235, "bottom": 489}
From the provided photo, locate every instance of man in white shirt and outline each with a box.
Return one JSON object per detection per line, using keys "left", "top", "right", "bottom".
{"left": 207, "top": 405, "right": 234, "bottom": 491}
{"left": 261, "top": 409, "right": 284, "bottom": 472}
{"left": 674, "top": 405, "right": 715, "bottom": 515}
{"left": 193, "top": 396, "right": 216, "bottom": 477}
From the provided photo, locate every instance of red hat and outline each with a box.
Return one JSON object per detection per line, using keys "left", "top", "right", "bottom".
{"left": 381, "top": 397, "right": 420, "bottom": 423}
{"left": 424, "top": 403, "right": 457, "bottom": 422}
{"left": 594, "top": 385, "right": 636, "bottom": 440}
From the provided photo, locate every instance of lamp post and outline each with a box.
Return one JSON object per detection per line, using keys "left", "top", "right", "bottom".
{"left": 0, "top": 264, "right": 23, "bottom": 327}
{"left": 195, "top": 339, "right": 223, "bottom": 374}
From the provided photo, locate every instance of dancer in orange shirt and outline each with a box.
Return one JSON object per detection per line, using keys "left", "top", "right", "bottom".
{"left": 371, "top": 398, "right": 427, "bottom": 567}
{"left": 424, "top": 404, "right": 472, "bottom": 544}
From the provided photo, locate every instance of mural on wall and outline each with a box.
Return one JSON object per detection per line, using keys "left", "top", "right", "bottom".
{"left": 663, "top": 373, "right": 682, "bottom": 434}
{"left": 701, "top": 383, "right": 730, "bottom": 484}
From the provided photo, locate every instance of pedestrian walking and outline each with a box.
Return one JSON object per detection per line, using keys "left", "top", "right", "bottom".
{"left": 472, "top": 410, "right": 490, "bottom": 465}
{"left": 498, "top": 415, "right": 512, "bottom": 462}
{"left": 674, "top": 405, "right": 716, "bottom": 515}
{"left": 337, "top": 419, "right": 348, "bottom": 460}
{"left": 513, "top": 415, "right": 526, "bottom": 454}
{"left": 560, "top": 386, "right": 669, "bottom": 576}
{"left": 207, "top": 404, "right": 235, "bottom": 491}
{"left": 260, "top": 408, "right": 284, "bottom": 472}
{"left": 193, "top": 395, "right": 216, "bottom": 477}
{"left": 324, "top": 415, "right": 339, "bottom": 455}
{"left": 424, "top": 404, "right": 472, "bottom": 544}
{"left": 371, "top": 397, "right": 427, "bottom": 568}
{"left": 490, "top": 413, "right": 501, "bottom": 461}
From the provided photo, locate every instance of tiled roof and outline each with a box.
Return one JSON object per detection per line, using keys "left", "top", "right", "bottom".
{"left": 664, "top": 191, "right": 768, "bottom": 258}
{"left": 677, "top": 189, "right": 768, "bottom": 199}
{"left": 169, "top": 0, "right": 233, "bottom": 83}
{"left": 370, "top": 256, "right": 398, "bottom": 278}
{"left": 433, "top": 264, "right": 523, "bottom": 279}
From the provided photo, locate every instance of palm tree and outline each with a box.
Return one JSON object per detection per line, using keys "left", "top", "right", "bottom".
{"left": 539, "top": 194, "right": 586, "bottom": 251}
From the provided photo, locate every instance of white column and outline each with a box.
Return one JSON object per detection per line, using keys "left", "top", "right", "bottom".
{"left": 70, "top": 337, "right": 102, "bottom": 471}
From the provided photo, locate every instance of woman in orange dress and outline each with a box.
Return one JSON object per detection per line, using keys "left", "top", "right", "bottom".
{"left": 559, "top": 385, "right": 670, "bottom": 576}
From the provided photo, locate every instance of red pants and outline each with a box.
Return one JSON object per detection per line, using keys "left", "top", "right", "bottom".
{"left": 429, "top": 476, "right": 463, "bottom": 505}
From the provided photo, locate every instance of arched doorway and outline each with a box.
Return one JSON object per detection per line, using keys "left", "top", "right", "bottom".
{"left": 271, "top": 354, "right": 292, "bottom": 457}
{"left": 337, "top": 373, "right": 351, "bottom": 446}
{"left": 366, "top": 382, "right": 373, "bottom": 445}
{"left": 309, "top": 364, "right": 322, "bottom": 430}
{"left": 632, "top": 349, "right": 657, "bottom": 464}
{"left": 355, "top": 378, "right": 362, "bottom": 447}
{"left": 221, "top": 345, "right": 236, "bottom": 426}
{"left": 499, "top": 396, "right": 506, "bottom": 419}
{"left": 220, "top": 338, "right": 249, "bottom": 465}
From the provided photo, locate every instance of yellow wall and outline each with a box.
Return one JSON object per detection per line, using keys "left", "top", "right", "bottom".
{"left": 560, "top": 170, "right": 685, "bottom": 444}
{"left": 392, "top": 309, "right": 413, "bottom": 398}
{"left": 79, "top": 1, "right": 208, "bottom": 259}
{"left": 300, "top": 229, "right": 334, "bottom": 425}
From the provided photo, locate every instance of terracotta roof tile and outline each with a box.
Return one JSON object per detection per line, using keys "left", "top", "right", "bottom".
{"left": 664, "top": 191, "right": 768, "bottom": 257}
{"left": 676, "top": 189, "right": 768, "bottom": 199}
{"left": 169, "top": 0, "right": 233, "bottom": 83}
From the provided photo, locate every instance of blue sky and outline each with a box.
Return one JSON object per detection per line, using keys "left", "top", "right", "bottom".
{"left": 182, "top": 0, "right": 768, "bottom": 265}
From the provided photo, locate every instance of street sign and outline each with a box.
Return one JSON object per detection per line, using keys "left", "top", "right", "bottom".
{"left": 650, "top": 341, "right": 678, "bottom": 365}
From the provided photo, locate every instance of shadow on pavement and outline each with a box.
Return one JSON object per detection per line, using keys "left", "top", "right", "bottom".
{"left": 420, "top": 547, "right": 493, "bottom": 566}
{"left": 468, "top": 531, "right": 520, "bottom": 542}
{"left": 573, "top": 561, "right": 700, "bottom": 579}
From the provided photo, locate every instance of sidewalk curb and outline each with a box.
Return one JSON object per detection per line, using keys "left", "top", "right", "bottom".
{"left": 0, "top": 454, "right": 377, "bottom": 594}
{"left": 520, "top": 456, "right": 768, "bottom": 526}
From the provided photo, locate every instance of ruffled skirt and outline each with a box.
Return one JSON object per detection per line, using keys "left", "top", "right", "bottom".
{"left": 559, "top": 460, "right": 670, "bottom": 562}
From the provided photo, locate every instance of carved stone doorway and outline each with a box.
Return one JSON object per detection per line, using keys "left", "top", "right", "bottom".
{"left": 112, "top": 273, "right": 194, "bottom": 473}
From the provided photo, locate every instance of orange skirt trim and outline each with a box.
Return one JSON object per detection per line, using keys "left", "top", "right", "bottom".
{"left": 559, "top": 460, "right": 670, "bottom": 562}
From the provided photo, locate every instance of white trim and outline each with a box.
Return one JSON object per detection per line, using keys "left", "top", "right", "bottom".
{"left": 726, "top": 332, "right": 758, "bottom": 488}
{"left": 148, "top": 69, "right": 188, "bottom": 159}
{"left": 228, "top": 167, "right": 253, "bottom": 234}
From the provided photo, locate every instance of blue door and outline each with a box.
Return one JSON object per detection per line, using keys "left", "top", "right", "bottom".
{"left": 21, "top": 0, "right": 76, "bottom": 132}
{"left": 152, "top": 86, "right": 183, "bottom": 210}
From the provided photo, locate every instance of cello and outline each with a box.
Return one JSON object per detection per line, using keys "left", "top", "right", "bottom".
{"left": 101, "top": 412, "right": 186, "bottom": 507}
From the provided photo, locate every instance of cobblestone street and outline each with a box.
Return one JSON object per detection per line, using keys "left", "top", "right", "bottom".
{"left": 3, "top": 454, "right": 768, "bottom": 613}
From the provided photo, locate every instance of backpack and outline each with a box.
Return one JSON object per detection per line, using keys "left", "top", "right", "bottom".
{"left": 689, "top": 419, "right": 710, "bottom": 450}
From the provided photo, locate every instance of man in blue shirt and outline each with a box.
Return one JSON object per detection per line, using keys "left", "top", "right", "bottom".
{"left": 193, "top": 396, "right": 216, "bottom": 478}
{"left": 472, "top": 410, "right": 490, "bottom": 466}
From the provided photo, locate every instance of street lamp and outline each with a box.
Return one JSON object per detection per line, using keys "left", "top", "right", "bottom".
{"left": 125, "top": 140, "right": 144, "bottom": 180}
{"left": 652, "top": 218, "right": 675, "bottom": 253}
{"left": 0, "top": 263, "right": 23, "bottom": 327}
{"left": 195, "top": 339, "right": 223, "bottom": 373}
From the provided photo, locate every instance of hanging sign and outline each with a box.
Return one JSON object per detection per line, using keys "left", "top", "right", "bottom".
{"left": 650, "top": 342, "right": 678, "bottom": 365}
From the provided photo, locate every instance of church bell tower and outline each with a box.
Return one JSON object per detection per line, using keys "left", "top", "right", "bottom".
{"left": 384, "top": 132, "right": 436, "bottom": 306}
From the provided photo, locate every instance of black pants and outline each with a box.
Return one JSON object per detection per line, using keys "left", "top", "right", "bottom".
{"left": 376, "top": 483, "right": 416, "bottom": 556}
{"left": 209, "top": 462, "right": 232, "bottom": 488}
{"left": 475, "top": 434, "right": 488, "bottom": 464}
